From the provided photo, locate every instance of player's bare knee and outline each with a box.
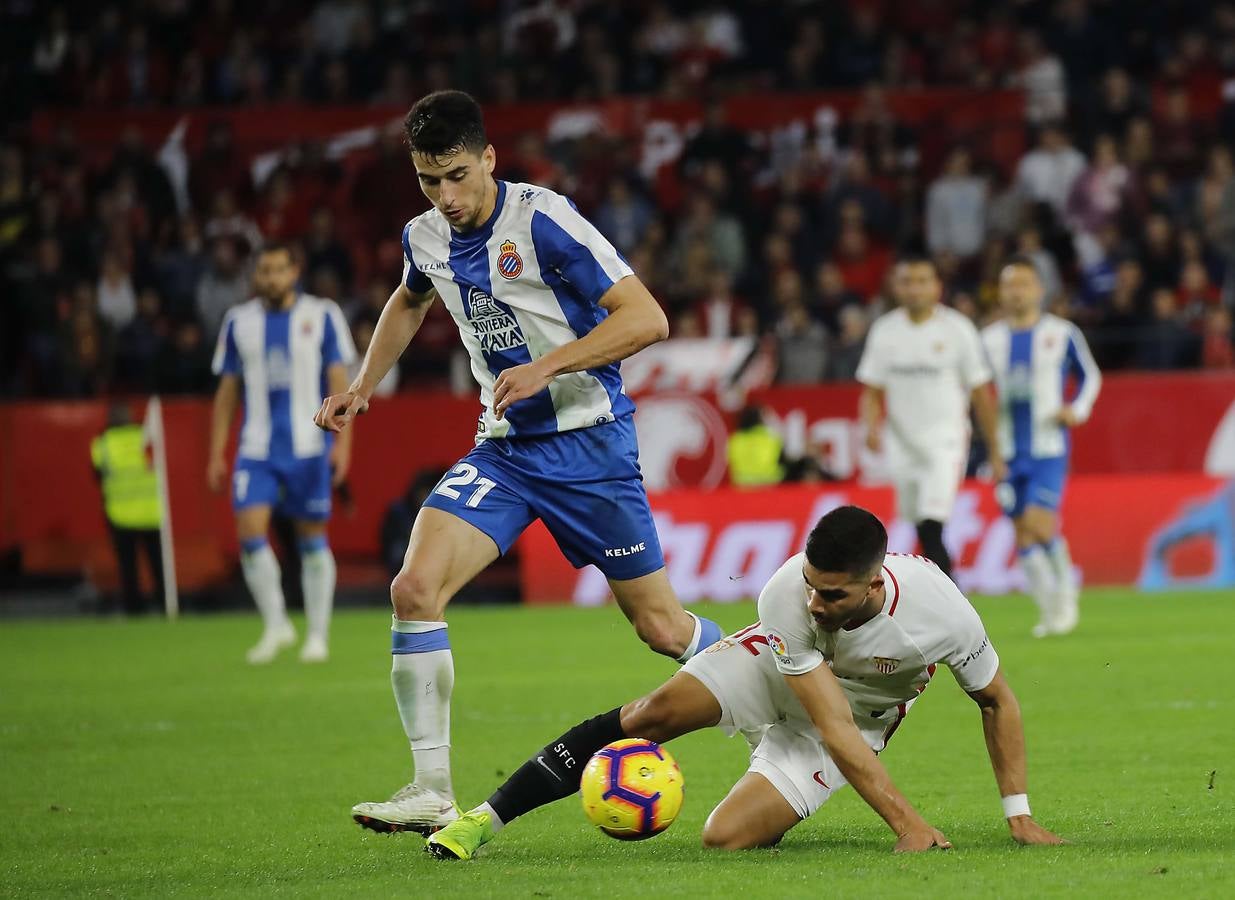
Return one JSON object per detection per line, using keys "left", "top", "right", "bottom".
{"left": 701, "top": 814, "right": 757, "bottom": 850}
{"left": 389, "top": 568, "right": 442, "bottom": 620}
{"left": 620, "top": 690, "right": 676, "bottom": 742}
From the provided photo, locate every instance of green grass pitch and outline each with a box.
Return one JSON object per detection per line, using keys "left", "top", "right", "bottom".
{"left": 2, "top": 589, "right": 1233, "bottom": 898}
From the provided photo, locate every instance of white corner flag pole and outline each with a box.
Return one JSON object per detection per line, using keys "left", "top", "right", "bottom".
{"left": 145, "top": 396, "right": 180, "bottom": 620}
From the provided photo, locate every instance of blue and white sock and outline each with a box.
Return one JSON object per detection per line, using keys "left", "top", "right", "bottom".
{"left": 1018, "top": 544, "right": 1055, "bottom": 623}
{"left": 391, "top": 618, "right": 454, "bottom": 798}
{"left": 677, "top": 611, "right": 725, "bottom": 663}
{"left": 298, "top": 534, "right": 335, "bottom": 643}
{"left": 240, "top": 537, "right": 287, "bottom": 632}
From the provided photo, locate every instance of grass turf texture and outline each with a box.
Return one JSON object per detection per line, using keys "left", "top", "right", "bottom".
{"left": 2, "top": 589, "right": 1232, "bottom": 898}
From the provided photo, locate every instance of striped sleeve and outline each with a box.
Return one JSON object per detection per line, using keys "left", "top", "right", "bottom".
{"left": 211, "top": 311, "right": 241, "bottom": 376}
{"left": 530, "top": 193, "right": 634, "bottom": 306}
{"left": 401, "top": 221, "right": 433, "bottom": 294}
{"left": 1064, "top": 323, "right": 1102, "bottom": 422}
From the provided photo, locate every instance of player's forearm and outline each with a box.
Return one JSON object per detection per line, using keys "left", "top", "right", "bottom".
{"left": 979, "top": 698, "right": 1029, "bottom": 798}
{"left": 859, "top": 387, "right": 884, "bottom": 432}
{"left": 209, "top": 380, "right": 239, "bottom": 462}
{"left": 327, "top": 365, "right": 353, "bottom": 453}
{"left": 351, "top": 290, "right": 430, "bottom": 399}
{"left": 535, "top": 294, "right": 668, "bottom": 378}
{"left": 971, "top": 385, "right": 1001, "bottom": 459}
{"left": 821, "top": 724, "right": 928, "bottom": 835}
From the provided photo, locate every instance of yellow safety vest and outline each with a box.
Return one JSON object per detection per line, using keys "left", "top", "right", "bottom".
{"left": 91, "top": 425, "right": 162, "bottom": 529}
{"left": 727, "top": 425, "right": 785, "bottom": 487}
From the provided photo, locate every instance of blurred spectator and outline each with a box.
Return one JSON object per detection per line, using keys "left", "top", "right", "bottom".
{"left": 1137, "top": 289, "right": 1199, "bottom": 369}
{"left": 834, "top": 223, "right": 891, "bottom": 301}
{"left": 1066, "top": 134, "right": 1130, "bottom": 268}
{"left": 726, "top": 405, "right": 785, "bottom": 487}
{"left": 1156, "top": 86, "right": 1208, "bottom": 181}
{"left": 827, "top": 304, "right": 869, "bottom": 381}
{"left": 157, "top": 319, "right": 213, "bottom": 394}
{"left": 1086, "top": 68, "right": 1145, "bottom": 144}
{"left": 812, "top": 261, "right": 861, "bottom": 332}
{"left": 670, "top": 194, "right": 746, "bottom": 280}
{"left": 190, "top": 121, "right": 252, "bottom": 211}
{"left": 823, "top": 151, "right": 892, "bottom": 242}
{"left": 1016, "top": 123, "right": 1086, "bottom": 221}
{"left": 1012, "top": 29, "right": 1066, "bottom": 124}
{"left": 196, "top": 237, "right": 250, "bottom": 339}
{"left": 1202, "top": 307, "right": 1235, "bottom": 369}
{"left": 680, "top": 100, "right": 752, "bottom": 183}
{"left": 203, "top": 189, "right": 262, "bottom": 257}
{"left": 926, "top": 147, "right": 987, "bottom": 261}
{"left": 1137, "top": 213, "right": 1181, "bottom": 291}
{"left": 115, "top": 288, "right": 168, "bottom": 392}
{"left": 693, "top": 271, "right": 751, "bottom": 339}
{"left": 1176, "top": 260, "right": 1222, "bottom": 325}
{"left": 775, "top": 301, "right": 828, "bottom": 383}
{"left": 304, "top": 207, "right": 354, "bottom": 289}
{"left": 351, "top": 124, "right": 428, "bottom": 243}
{"left": 97, "top": 250, "right": 137, "bottom": 331}
{"left": 594, "top": 178, "right": 654, "bottom": 255}
{"left": 1014, "top": 226, "right": 1063, "bottom": 306}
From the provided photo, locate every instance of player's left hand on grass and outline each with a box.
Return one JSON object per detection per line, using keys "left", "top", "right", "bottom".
{"left": 893, "top": 824, "right": 953, "bottom": 853}
{"left": 493, "top": 361, "right": 553, "bottom": 420}
{"left": 1008, "top": 816, "right": 1067, "bottom": 846}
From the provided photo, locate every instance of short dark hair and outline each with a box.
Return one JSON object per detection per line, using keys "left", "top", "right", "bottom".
{"left": 1002, "top": 253, "right": 1040, "bottom": 277}
{"left": 804, "top": 505, "right": 888, "bottom": 577}
{"left": 894, "top": 250, "right": 936, "bottom": 272}
{"left": 404, "top": 91, "right": 487, "bottom": 163}
{"left": 258, "top": 240, "right": 297, "bottom": 262}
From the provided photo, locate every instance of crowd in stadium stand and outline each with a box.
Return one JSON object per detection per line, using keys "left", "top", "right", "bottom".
{"left": 3, "top": 0, "right": 1235, "bottom": 398}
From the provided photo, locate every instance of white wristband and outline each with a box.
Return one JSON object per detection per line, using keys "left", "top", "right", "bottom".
{"left": 1001, "top": 794, "right": 1031, "bottom": 819}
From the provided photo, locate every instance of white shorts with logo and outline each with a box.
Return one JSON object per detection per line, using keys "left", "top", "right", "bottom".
{"left": 681, "top": 633, "right": 914, "bottom": 819}
{"left": 888, "top": 445, "right": 967, "bottom": 524}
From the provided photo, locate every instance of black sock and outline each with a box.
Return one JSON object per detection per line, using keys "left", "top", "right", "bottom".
{"left": 916, "top": 519, "right": 953, "bottom": 580}
{"left": 488, "top": 707, "right": 625, "bottom": 825}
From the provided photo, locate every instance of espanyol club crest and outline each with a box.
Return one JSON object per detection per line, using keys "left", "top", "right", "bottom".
{"left": 497, "top": 239, "right": 523, "bottom": 279}
{"left": 872, "top": 656, "right": 901, "bottom": 675}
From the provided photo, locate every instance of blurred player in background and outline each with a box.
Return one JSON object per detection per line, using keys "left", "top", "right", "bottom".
{"left": 314, "top": 90, "right": 723, "bottom": 835}
{"left": 208, "top": 242, "right": 356, "bottom": 663}
{"left": 983, "top": 257, "right": 1101, "bottom": 636}
{"left": 858, "top": 255, "right": 1005, "bottom": 579}
{"left": 427, "top": 505, "right": 1063, "bottom": 860}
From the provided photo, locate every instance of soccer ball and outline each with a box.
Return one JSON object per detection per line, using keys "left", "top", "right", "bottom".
{"left": 580, "top": 739, "right": 684, "bottom": 840}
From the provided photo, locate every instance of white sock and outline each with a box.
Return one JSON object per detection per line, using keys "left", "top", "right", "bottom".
{"left": 240, "top": 542, "right": 288, "bottom": 632}
{"left": 474, "top": 801, "right": 505, "bottom": 833}
{"left": 299, "top": 539, "right": 336, "bottom": 643}
{"left": 391, "top": 618, "right": 454, "bottom": 798}
{"left": 1018, "top": 545, "right": 1056, "bottom": 623}
{"left": 1045, "top": 537, "right": 1077, "bottom": 598}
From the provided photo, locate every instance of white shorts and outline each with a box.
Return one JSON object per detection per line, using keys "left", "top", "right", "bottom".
{"left": 681, "top": 633, "right": 913, "bottom": 819}
{"left": 889, "top": 448, "right": 966, "bottom": 524}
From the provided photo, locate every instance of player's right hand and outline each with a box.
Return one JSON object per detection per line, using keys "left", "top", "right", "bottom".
{"left": 893, "top": 824, "right": 952, "bottom": 853}
{"left": 206, "top": 456, "right": 227, "bottom": 494}
{"left": 315, "top": 390, "right": 368, "bottom": 433}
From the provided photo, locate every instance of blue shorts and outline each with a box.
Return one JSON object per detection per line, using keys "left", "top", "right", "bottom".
{"left": 998, "top": 456, "right": 1068, "bottom": 519}
{"left": 421, "top": 416, "right": 664, "bottom": 581}
{"left": 233, "top": 454, "right": 332, "bottom": 521}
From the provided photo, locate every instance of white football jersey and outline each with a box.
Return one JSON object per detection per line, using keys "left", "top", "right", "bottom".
{"left": 856, "top": 305, "right": 992, "bottom": 463}
{"left": 981, "top": 313, "right": 1102, "bottom": 461}
{"left": 757, "top": 552, "right": 1000, "bottom": 720}
{"left": 402, "top": 180, "right": 636, "bottom": 440}
{"left": 212, "top": 294, "right": 356, "bottom": 461}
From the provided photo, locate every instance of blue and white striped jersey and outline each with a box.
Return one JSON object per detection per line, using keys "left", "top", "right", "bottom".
{"left": 981, "top": 313, "right": 1102, "bottom": 461}
{"left": 212, "top": 294, "right": 356, "bottom": 461}
{"left": 402, "top": 180, "right": 637, "bottom": 440}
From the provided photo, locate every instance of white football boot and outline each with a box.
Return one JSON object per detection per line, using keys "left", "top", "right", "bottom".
{"left": 246, "top": 620, "right": 297, "bottom": 665}
{"left": 299, "top": 635, "right": 329, "bottom": 663}
{"left": 352, "top": 784, "right": 459, "bottom": 835}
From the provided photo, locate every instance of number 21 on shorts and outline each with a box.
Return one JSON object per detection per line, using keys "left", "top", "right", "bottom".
{"left": 434, "top": 463, "right": 498, "bottom": 509}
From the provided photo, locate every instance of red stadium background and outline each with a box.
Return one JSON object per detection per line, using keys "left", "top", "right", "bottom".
{"left": 4, "top": 371, "right": 1232, "bottom": 599}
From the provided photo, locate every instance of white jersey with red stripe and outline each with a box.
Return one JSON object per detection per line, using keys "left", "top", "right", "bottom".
{"left": 759, "top": 551, "right": 999, "bottom": 718}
